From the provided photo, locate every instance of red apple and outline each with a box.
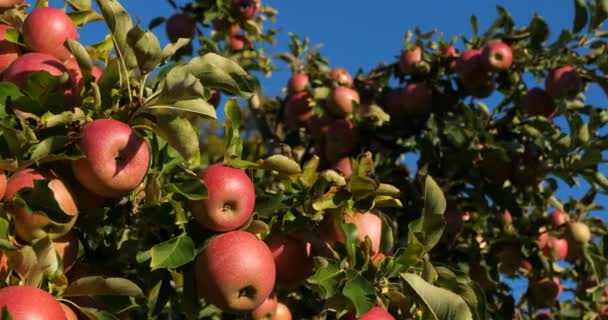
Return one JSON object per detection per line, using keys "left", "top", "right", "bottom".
{"left": 522, "top": 87, "right": 556, "bottom": 118}
{"left": 371, "top": 252, "right": 385, "bottom": 266}
{"left": 324, "top": 119, "right": 357, "bottom": 162}
{"left": 53, "top": 231, "right": 79, "bottom": 273}
{"left": 64, "top": 58, "right": 84, "bottom": 95}
{"left": 273, "top": 303, "right": 292, "bottom": 320}
{"left": 166, "top": 13, "right": 196, "bottom": 43}
{"left": 441, "top": 45, "right": 458, "bottom": 70}
{"left": 497, "top": 209, "right": 512, "bottom": 226}
{"left": 91, "top": 64, "right": 103, "bottom": 82}
{"left": 191, "top": 164, "right": 255, "bottom": 232}
{"left": 0, "top": 171, "right": 6, "bottom": 200}
{"left": 387, "top": 82, "right": 433, "bottom": 117}
{"left": 22, "top": 7, "right": 78, "bottom": 61}
{"left": 0, "top": 0, "right": 23, "bottom": 9}
{"left": 545, "top": 66, "right": 583, "bottom": 99}
{"left": 0, "top": 24, "right": 20, "bottom": 74}
{"left": 306, "top": 114, "right": 333, "bottom": 142}
{"left": 195, "top": 231, "right": 276, "bottom": 313}
{"left": 537, "top": 232, "right": 568, "bottom": 260}
{"left": 481, "top": 41, "right": 513, "bottom": 71}
{"left": 322, "top": 211, "right": 382, "bottom": 256}
{"left": 71, "top": 119, "right": 150, "bottom": 198}
{"left": 496, "top": 244, "right": 524, "bottom": 276}
{"left": 2, "top": 52, "right": 73, "bottom": 90}
{"left": 265, "top": 232, "right": 313, "bottom": 288}
{"left": 287, "top": 73, "right": 309, "bottom": 93}
{"left": 329, "top": 67, "right": 353, "bottom": 86}
{"left": 528, "top": 277, "right": 562, "bottom": 308}
{"left": 209, "top": 89, "right": 221, "bottom": 108}
{"left": 548, "top": 210, "right": 569, "bottom": 228}
{"left": 283, "top": 91, "right": 312, "bottom": 128}
{"left": 5, "top": 168, "right": 78, "bottom": 243}
{"left": 229, "top": 34, "right": 252, "bottom": 51}
{"left": 327, "top": 86, "right": 360, "bottom": 118}
{"left": 213, "top": 20, "right": 241, "bottom": 36}
{"left": 60, "top": 302, "right": 78, "bottom": 320}
{"left": 457, "top": 49, "right": 495, "bottom": 98}
{"left": 0, "top": 285, "right": 66, "bottom": 319}
{"left": 345, "top": 306, "right": 395, "bottom": 320}
{"left": 232, "top": 0, "right": 261, "bottom": 20}
{"left": 251, "top": 294, "right": 278, "bottom": 320}
{"left": 399, "top": 46, "right": 422, "bottom": 75}
{"left": 334, "top": 157, "right": 352, "bottom": 179}
{"left": 443, "top": 208, "right": 466, "bottom": 236}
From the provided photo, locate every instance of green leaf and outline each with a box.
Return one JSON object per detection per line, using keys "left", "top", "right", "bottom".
{"left": 401, "top": 273, "right": 473, "bottom": 320}
{"left": 29, "top": 136, "right": 73, "bottom": 161}
{"left": 261, "top": 155, "right": 302, "bottom": 174}
{"left": 155, "top": 114, "right": 201, "bottom": 167}
{"left": 68, "top": 10, "right": 104, "bottom": 27}
{"left": 1, "top": 307, "right": 14, "bottom": 320}
{"left": 147, "top": 98, "right": 216, "bottom": 119}
{"left": 423, "top": 176, "right": 446, "bottom": 217}
{"left": 573, "top": 0, "right": 588, "bottom": 33}
{"left": 66, "top": 0, "right": 92, "bottom": 10}
{"left": 41, "top": 108, "right": 86, "bottom": 128}
{"left": 15, "top": 179, "right": 73, "bottom": 224}
{"left": 342, "top": 272, "right": 376, "bottom": 317}
{"left": 64, "top": 276, "right": 145, "bottom": 298}
{"left": 407, "top": 177, "right": 448, "bottom": 252}
{"left": 186, "top": 53, "right": 260, "bottom": 97}
{"left": 78, "top": 307, "right": 120, "bottom": 320}
{"left": 528, "top": 15, "right": 549, "bottom": 49}
{"left": 126, "top": 25, "right": 162, "bottom": 74}
{"left": 67, "top": 39, "right": 93, "bottom": 83}
{"left": 224, "top": 99, "right": 243, "bottom": 160}
{"left": 349, "top": 176, "right": 378, "bottom": 201}
{"left": 166, "top": 177, "right": 207, "bottom": 201}
{"left": 162, "top": 38, "right": 191, "bottom": 59}
{"left": 95, "top": 0, "right": 137, "bottom": 69}
{"left": 307, "top": 259, "right": 343, "bottom": 299}
{"left": 0, "top": 82, "right": 23, "bottom": 117}
{"left": 150, "top": 233, "right": 196, "bottom": 270}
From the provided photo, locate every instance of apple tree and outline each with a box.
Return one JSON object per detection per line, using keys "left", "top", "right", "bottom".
{"left": 0, "top": 0, "right": 606, "bottom": 319}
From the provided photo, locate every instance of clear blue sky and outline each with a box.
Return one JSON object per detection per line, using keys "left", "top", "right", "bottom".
{"left": 68, "top": 0, "right": 607, "bottom": 306}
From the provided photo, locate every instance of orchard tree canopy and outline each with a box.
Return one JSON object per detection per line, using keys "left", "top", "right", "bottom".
{"left": 0, "top": 0, "right": 606, "bottom": 319}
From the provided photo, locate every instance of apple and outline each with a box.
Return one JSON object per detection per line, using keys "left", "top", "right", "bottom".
{"left": 441, "top": 45, "right": 458, "bottom": 70}
{"left": 0, "top": 0, "right": 23, "bottom": 9}
{"left": 334, "top": 157, "right": 352, "bottom": 179}
{"left": 287, "top": 73, "right": 309, "bottom": 93}
{"left": 327, "top": 86, "right": 360, "bottom": 118}
{"left": 345, "top": 306, "right": 395, "bottom": 320}
{"left": 322, "top": 211, "right": 382, "bottom": 255}
{"left": 209, "top": 89, "right": 221, "bottom": 108}
{"left": 265, "top": 232, "right": 313, "bottom": 288}
{"left": 22, "top": 7, "right": 78, "bottom": 61}
{"left": 233, "top": 0, "right": 261, "bottom": 20}
{"left": 213, "top": 20, "right": 241, "bottom": 36}
{"left": 443, "top": 208, "right": 466, "bottom": 236}
{"left": 399, "top": 46, "right": 422, "bottom": 75}
{"left": 371, "top": 252, "right": 385, "bottom": 266}
{"left": 393, "top": 82, "right": 433, "bottom": 116}
{"left": 329, "top": 67, "right": 353, "bottom": 87}
{"left": 166, "top": 13, "right": 196, "bottom": 43}
{"left": 71, "top": 119, "right": 150, "bottom": 198}
{"left": 2, "top": 52, "right": 73, "bottom": 89}
{"left": 528, "top": 277, "right": 562, "bottom": 308}
{"left": 537, "top": 232, "right": 568, "bottom": 260}
{"left": 5, "top": 168, "right": 78, "bottom": 243}
{"left": 496, "top": 244, "right": 524, "bottom": 276}
{"left": 191, "top": 164, "right": 255, "bottom": 232}
{"left": 0, "top": 24, "right": 20, "bottom": 74}
{"left": 306, "top": 114, "right": 333, "bottom": 142}
{"left": 274, "top": 303, "right": 292, "bottom": 320}
{"left": 497, "top": 209, "right": 512, "bottom": 226}
{"left": 195, "top": 231, "right": 276, "bottom": 313}
{"left": 457, "top": 49, "right": 495, "bottom": 98}
{"left": 522, "top": 87, "right": 557, "bottom": 118}
{"left": 64, "top": 58, "right": 85, "bottom": 95}
{"left": 545, "top": 66, "right": 583, "bottom": 99}
{"left": 251, "top": 294, "right": 278, "bottom": 320}
{"left": 568, "top": 221, "right": 591, "bottom": 243}
{"left": 534, "top": 312, "right": 553, "bottom": 320}
{"left": 229, "top": 34, "right": 252, "bottom": 51}
{"left": 0, "top": 285, "right": 66, "bottom": 319}
{"left": 92, "top": 64, "right": 103, "bottom": 82}
{"left": 0, "top": 171, "right": 6, "bottom": 200}
{"left": 60, "top": 302, "right": 78, "bottom": 320}
{"left": 481, "top": 41, "right": 513, "bottom": 71}
{"left": 283, "top": 91, "right": 312, "bottom": 128}
{"left": 53, "top": 231, "right": 79, "bottom": 273}
{"left": 548, "top": 210, "right": 569, "bottom": 228}
{"left": 324, "top": 119, "right": 357, "bottom": 162}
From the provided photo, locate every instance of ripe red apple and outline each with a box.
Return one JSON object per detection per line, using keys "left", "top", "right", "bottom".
{"left": 64, "top": 58, "right": 85, "bottom": 95}
{"left": 441, "top": 45, "right": 458, "bottom": 70}
{"left": 329, "top": 67, "right": 353, "bottom": 87}
{"left": 5, "top": 168, "right": 78, "bottom": 243}
{"left": 388, "top": 82, "right": 433, "bottom": 117}
{"left": 251, "top": 294, "right": 278, "bottom": 320}
{"left": 327, "top": 86, "right": 360, "bottom": 118}
{"left": 371, "top": 252, "right": 385, "bottom": 266}
{"left": 232, "top": 0, "right": 261, "bottom": 20}
{"left": 22, "top": 7, "right": 78, "bottom": 61}
{"left": 60, "top": 302, "right": 78, "bottom": 320}
{"left": 334, "top": 157, "right": 352, "bottom": 179}
{"left": 568, "top": 221, "right": 591, "bottom": 243}
{"left": 166, "top": 13, "right": 196, "bottom": 43}
{"left": 0, "top": 171, "right": 6, "bottom": 200}
{"left": 287, "top": 73, "right": 309, "bottom": 93}
{"left": 0, "top": 285, "right": 66, "bottom": 319}
{"left": 537, "top": 232, "right": 568, "bottom": 260}
{"left": 548, "top": 210, "right": 569, "bottom": 228}
{"left": 522, "top": 87, "right": 557, "bottom": 118}
{"left": 213, "top": 20, "right": 241, "bottom": 36}
{"left": 283, "top": 91, "right": 312, "bottom": 128}
{"left": 345, "top": 306, "right": 395, "bottom": 320}
{"left": 274, "top": 303, "right": 292, "bottom": 320}
{"left": 306, "top": 114, "right": 333, "bottom": 142}
{"left": 265, "top": 232, "right": 313, "bottom": 288}
{"left": 191, "top": 164, "right": 255, "bottom": 232}
{"left": 2, "top": 52, "right": 73, "bottom": 89}
{"left": 0, "top": 0, "right": 23, "bottom": 9}
{"left": 71, "top": 119, "right": 150, "bottom": 198}
{"left": 322, "top": 211, "right": 383, "bottom": 255}
{"left": 496, "top": 244, "right": 524, "bottom": 276}
{"left": 528, "top": 277, "right": 562, "bottom": 308}
{"left": 324, "top": 119, "right": 357, "bottom": 162}
{"left": 399, "top": 46, "right": 422, "bottom": 75}
{"left": 481, "top": 41, "right": 513, "bottom": 71}
{"left": 195, "top": 231, "right": 276, "bottom": 313}
{"left": 497, "top": 209, "right": 512, "bottom": 226}
{"left": 443, "top": 208, "right": 466, "bottom": 236}
{"left": 91, "top": 64, "right": 103, "bottom": 82}
{"left": 229, "top": 34, "right": 252, "bottom": 51}
{"left": 53, "top": 231, "right": 79, "bottom": 273}
{"left": 0, "top": 24, "right": 20, "bottom": 74}
{"left": 457, "top": 49, "right": 495, "bottom": 98}
{"left": 545, "top": 66, "right": 583, "bottom": 99}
